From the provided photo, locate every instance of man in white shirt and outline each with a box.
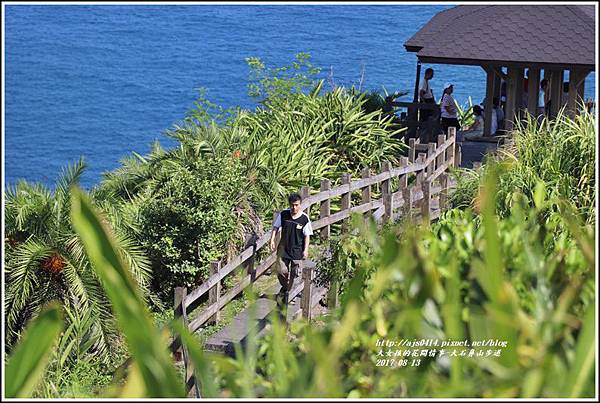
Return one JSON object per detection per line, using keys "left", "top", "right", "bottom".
{"left": 270, "top": 193, "right": 313, "bottom": 309}
{"left": 418, "top": 68, "right": 435, "bottom": 122}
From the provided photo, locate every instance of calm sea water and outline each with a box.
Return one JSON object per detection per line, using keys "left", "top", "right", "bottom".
{"left": 5, "top": 5, "right": 596, "bottom": 189}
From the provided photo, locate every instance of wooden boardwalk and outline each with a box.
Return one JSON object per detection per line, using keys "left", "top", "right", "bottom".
{"left": 458, "top": 140, "right": 500, "bottom": 169}
{"left": 204, "top": 279, "right": 327, "bottom": 356}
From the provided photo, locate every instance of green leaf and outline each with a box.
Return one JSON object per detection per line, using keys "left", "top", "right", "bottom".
{"left": 70, "top": 187, "right": 184, "bottom": 397}
{"left": 533, "top": 181, "right": 546, "bottom": 210}
{"left": 170, "top": 320, "right": 219, "bottom": 398}
{"left": 5, "top": 303, "right": 63, "bottom": 398}
{"left": 562, "top": 304, "right": 595, "bottom": 397}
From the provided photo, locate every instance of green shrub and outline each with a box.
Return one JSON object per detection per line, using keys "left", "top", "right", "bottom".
{"left": 455, "top": 96, "right": 475, "bottom": 129}
{"left": 246, "top": 52, "right": 322, "bottom": 105}
{"left": 138, "top": 155, "right": 248, "bottom": 298}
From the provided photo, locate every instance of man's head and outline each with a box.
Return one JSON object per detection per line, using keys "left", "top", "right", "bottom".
{"left": 540, "top": 79, "right": 548, "bottom": 90}
{"left": 425, "top": 68, "right": 434, "bottom": 79}
{"left": 288, "top": 193, "right": 302, "bottom": 215}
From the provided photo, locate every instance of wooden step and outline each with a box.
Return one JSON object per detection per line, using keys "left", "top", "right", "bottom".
{"left": 204, "top": 285, "right": 327, "bottom": 357}
{"left": 204, "top": 297, "right": 276, "bottom": 356}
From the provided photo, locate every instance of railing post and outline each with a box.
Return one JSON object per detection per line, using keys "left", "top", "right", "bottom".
{"left": 301, "top": 185, "right": 310, "bottom": 215}
{"left": 447, "top": 127, "right": 456, "bottom": 166}
{"left": 416, "top": 154, "right": 426, "bottom": 185}
{"left": 361, "top": 167, "right": 371, "bottom": 203}
{"left": 341, "top": 173, "right": 351, "bottom": 232}
{"left": 448, "top": 126, "right": 461, "bottom": 167}
{"left": 427, "top": 143, "right": 436, "bottom": 178}
{"left": 440, "top": 173, "right": 449, "bottom": 211}
{"left": 268, "top": 211, "right": 280, "bottom": 276}
{"left": 320, "top": 179, "right": 331, "bottom": 240}
{"left": 415, "top": 154, "right": 426, "bottom": 214}
{"left": 174, "top": 287, "right": 199, "bottom": 398}
{"left": 383, "top": 191, "right": 393, "bottom": 222}
{"left": 301, "top": 262, "right": 314, "bottom": 321}
{"left": 361, "top": 167, "right": 372, "bottom": 223}
{"left": 421, "top": 180, "right": 431, "bottom": 222}
{"left": 208, "top": 261, "right": 221, "bottom": 325}
{"left": 402, "top": 186, "right": 413, "bottom": 219}
{"left": 382, "top": 160, "right": 392, "bottom": 198}
{"left": 173, "top": 287, "right": 186, "bottom": 360}
{"left": 437, "top": 134, "right": 446, "bottom": 171}
{"left": 244, "top": 232, "right": 258, "bottom": 282}
{"left": 399, "top": 157, "right": 408, "bottom": 189}
{"left": 409, "top": 138, "right": 416, "bottom": 163}
{"left": 321, "top": 179, "right": 336, "bottom": 309}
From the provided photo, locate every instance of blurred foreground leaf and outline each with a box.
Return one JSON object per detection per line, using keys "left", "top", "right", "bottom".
{"left": 562, "top": 304, "right": 595, "bottom": 397}
{"left": 5, "top": 304, "right": 63, "bottom": 398}
{"left": 70, "top": 188, "right": 184, "bottom": 397}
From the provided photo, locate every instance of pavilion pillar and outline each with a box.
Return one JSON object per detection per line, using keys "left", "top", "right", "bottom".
{"left": 505, "top": 67, "right": 522, "bottom": 131}
{"left": 514, "top": 68, "right": 524, "bottom": 119}
{"left": 413, "top": 60, "right": 422, "bottom": 103}
{"left": 527, "top": 68, "right": 541, "bottom": 117}
{"left": 493, "top": 72, "right": 501, "bottom": 101}
{"left": 567, "top": 70, "right": 580, "bottom": 117}
{"left": 549, "top": 69, "right": 563, "bottom": 117}
{"left": 408, "top": 59, "right": 421, "bottom": 136}
{"left": 483, "top": 66, "right": 494, "bottom": 136}
{"left": 568, "top": 69, "right": 590, "bottom": 116}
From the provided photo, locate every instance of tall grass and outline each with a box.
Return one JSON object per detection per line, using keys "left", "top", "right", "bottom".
{"left": 451, "top": 109, "right": 596, "bottom": 224}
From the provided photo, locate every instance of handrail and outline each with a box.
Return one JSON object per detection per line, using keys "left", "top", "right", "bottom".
{"left": 180, "top": 130, "right": 458, "bottom": 321}
{"left": 391, "top": 101, "right": 441, "bottom": 111}
{"left": 299, "top": 162, "right": 426, "bottom": 209}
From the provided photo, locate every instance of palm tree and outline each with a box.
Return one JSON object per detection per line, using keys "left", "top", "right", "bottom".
{"left": 4, "top": 158, "right": 153, "bottom": 364}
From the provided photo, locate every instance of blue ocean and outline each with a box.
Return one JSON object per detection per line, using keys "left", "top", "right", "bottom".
{"left": 5, "top": 5, "right": 596, "bottom": 189}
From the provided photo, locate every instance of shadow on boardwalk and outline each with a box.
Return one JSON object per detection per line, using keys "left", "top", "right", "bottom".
{"left": 458, "top": 140, "right": 499, "bottom": 169}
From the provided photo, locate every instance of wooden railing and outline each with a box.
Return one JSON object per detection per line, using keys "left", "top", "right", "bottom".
{"left": 172, "top": 127, "right": 462, "bottom": 348}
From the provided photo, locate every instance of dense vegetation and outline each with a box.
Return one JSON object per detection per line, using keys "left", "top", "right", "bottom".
{"left": 4, "top": 52, "right": 596, "bottom": 398}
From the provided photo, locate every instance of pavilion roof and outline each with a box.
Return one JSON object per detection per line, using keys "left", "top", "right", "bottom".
{"left": 404, "top": 5, "right": 595, "bottom": 70}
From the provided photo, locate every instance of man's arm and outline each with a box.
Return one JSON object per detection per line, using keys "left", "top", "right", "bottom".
{"left": 270, "top": 212, "right": 281, "bottom": 251}
{"left": 418, "top": 79, "right": 426, "bottom": 100}
{"left": 270, "top": 227, "right": 280, "bottom": 251}
{"left": 302, "top": 218, "right": 313, "bottom": 259}
{"left": 303, "top": 235, "right": 310, "bottom": 259}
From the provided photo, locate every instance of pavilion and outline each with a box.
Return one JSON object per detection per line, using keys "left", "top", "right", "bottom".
{"left": 404, "top": 5, "right": 596, "bottom": 136}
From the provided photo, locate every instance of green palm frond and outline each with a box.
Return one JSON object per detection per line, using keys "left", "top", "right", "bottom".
{"left": 5, "top": 240, "right": 53, "bottom": 340}
{"left": 5, "top": 181, "right": 53, "bottom": 238}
